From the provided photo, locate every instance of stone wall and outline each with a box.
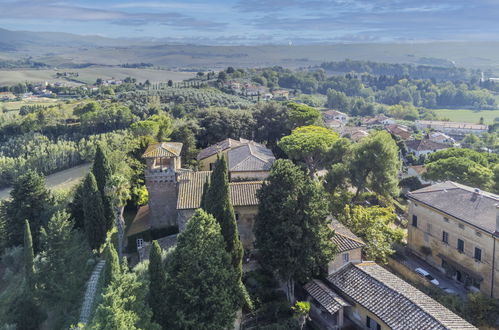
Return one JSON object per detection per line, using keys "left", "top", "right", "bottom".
{"left": 146, "top": 179, "right": 178, "bottom": 228}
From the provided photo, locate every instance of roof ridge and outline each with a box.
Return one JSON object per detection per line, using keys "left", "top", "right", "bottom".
{"left": 353, "top": 263, "right": 467, "bottom": 329}
{"left": 229, "top": 181, "right": 263, "bottom": 185}
{"left": 335, "top": 231, "right": 365, "bottom": 245}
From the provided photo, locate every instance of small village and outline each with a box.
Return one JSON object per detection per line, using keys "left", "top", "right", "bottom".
{"left": 0, "top": 59, "right": 498, "bottom": 329}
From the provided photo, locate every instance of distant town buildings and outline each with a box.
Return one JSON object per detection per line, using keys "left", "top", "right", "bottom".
{"left": 415, "top": 120, "right": 488, "bottom": 137}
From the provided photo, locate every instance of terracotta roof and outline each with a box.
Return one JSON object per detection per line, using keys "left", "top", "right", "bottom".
{"left": 142, "top": 142, "right": 183, "bottom": 158}
{"left": 197, "top": 138, "right": 249, "bottom": 161}
{"left": 386, "top": 124, "right": 412, "bottom": 140}
{"left": 127, "top": 205, "right": 151, "bottom": 237}
{"left": 405, "top": 139, "right": 449, "bottom": 152}
{"left": 327, "top": 262, "right": 476, "bottom": 330}
{"left": 230, "top": 181, "right": 261, "bottom": 206}
{"left": 408, "top": 181, "right": 499, "bottom": 234}
{"left": 228, "top": 143, "right": 275, "bottom": 172}
{"left": 176, "top": 171, "right": 262, "bottom": 210}
{"left": 304, "top": 279, "right": 350, "bottom": 315}
{"left": 416, "top": 120, "right": 488, "bottom": 131}
{"left": 330, "top": 219, "right": 365, "bottom": 253}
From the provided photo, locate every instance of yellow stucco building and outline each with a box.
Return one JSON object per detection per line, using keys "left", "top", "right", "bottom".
{"left": 407, "top": 181, "right": 499, "bottom": 299}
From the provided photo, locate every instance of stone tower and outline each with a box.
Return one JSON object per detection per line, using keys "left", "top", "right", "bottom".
{"left": 142, "top": 142, "right": 183, "bottom": 228}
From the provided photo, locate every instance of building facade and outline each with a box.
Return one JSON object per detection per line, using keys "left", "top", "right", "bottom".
{"left": 407, "top": 182, "right": 499, "bottom": 298}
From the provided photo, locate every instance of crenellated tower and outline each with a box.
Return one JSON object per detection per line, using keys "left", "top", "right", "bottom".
{"left": 142, "top": 142, "right": 183, "bottom": 228}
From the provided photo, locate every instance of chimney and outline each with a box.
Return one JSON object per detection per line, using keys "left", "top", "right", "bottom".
{"left": 471, "top": 188, "right": 480, "bottom": 201}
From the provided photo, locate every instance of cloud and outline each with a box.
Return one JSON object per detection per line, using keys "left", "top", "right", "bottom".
{"left": 0, "top": 0, "right": 226, "bottom": 30}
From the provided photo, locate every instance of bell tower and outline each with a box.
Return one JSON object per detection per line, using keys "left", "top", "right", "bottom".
{"left": 142, "top": 142, "right": 183, "bottom": 228}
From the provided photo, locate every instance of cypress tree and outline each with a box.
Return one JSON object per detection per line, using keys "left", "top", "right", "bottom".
{"left": 205, "top": 156, "right": 243, "bottom": 278}
{"left": 23, "top": 220, "right": 34, "bottom": 289}
{"left": 163, "top": 210, "right": 240, "bottom": 329}
{"left": 148, "top": 241, "right": 167, "bottom": 327}
{"left": 103, "top": 243, "right": 120, "bottom": 286}
{"left": 92, "top": 144, "right": 114, "bottom": 232}
{"left": 82, "top": 173, "right": 108, "bottom": 250}
{"left": 200, "top": 176, "right": 210, "bottom": 211}
{"left": 92, "top": 144, "right": 113, "bottom": 194}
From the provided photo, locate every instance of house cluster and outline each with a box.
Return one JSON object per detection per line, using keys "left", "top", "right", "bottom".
{"left": 127, "top": 136, "right": 478, "bottom": 330}
{"left": 222, "top": 80, "right": 291, "bottom": 100}
{"left": 407, "top": 181, "right": 499, "bottom": 300}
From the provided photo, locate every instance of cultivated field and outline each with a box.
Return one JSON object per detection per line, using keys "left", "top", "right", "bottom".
{"left": 0, "top": 163, "right": 90, "bottom": 200}
{"left": 0, "top": 67, "right": 195, "bottom": 85}
{"left": 433, "top": 109, "right": 499, "bottom": 124}
{"left": 1, "top": 98, "right": 61, "bottom": 111}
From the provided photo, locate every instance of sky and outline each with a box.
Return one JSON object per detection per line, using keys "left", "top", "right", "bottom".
{"left": 0, "top": 0, "right": 498, "bottom": 45}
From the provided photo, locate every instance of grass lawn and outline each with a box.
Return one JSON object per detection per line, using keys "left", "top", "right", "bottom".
{"left": 433, "top": 108, "right": 499, "bottom": 124}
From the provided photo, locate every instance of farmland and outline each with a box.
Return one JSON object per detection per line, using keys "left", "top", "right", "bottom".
{"left": 0, "top": 163, "right": 90, "bottom": 200}
{"left": 433, "top": 109, "right": 499, "bottom": 124}
{"left": 0, "top": 67, "right": 195, "bottom": 85}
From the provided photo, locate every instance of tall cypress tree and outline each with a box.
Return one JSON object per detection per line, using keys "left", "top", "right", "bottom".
{"left": 200, "top": 176, "right": 210, "bottom": 211}
{"left": 23, "top": 220, "right": 34, "bottom": 289}
{"left": 82, "top": 173, "right": 108, "bottom": 250}
{"left": 163, "top": 210, "right": 240, "bottom": 329}
{"left": 148, "top": 241, "right": 168, "bottom": 327}
{"left": 4, "top": 170, "right": 51, "bottom": 250}
{"left": 102, "top": 243, "right": 120, "bottom": 287}
{"left": 204, "top": 156, "right": 243, "bottom": 279}
{"left": 92, "top": 144, "right": 114, "bottom": 232}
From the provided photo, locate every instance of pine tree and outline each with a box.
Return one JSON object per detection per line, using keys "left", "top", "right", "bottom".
{"left": 38, "top": 211, "right": 93, "bottom": 327}
{"left": 163, "top": 210, "right": 240, "bottom": 329}
{"left": 82, "top": 173, "right": 108, "bottom": 250}
{"left": 92, "top": 144, "right": 114, "bottom": 232}
{"left": 4, "top": 170, "right": 52, "bottom": 250}
{"left": 103, "top": 243, "right": 120, "bottom": 287}
{"left": 23, "top": 220, "right": 34, "bottom": 290}
{"left": 205, "top": 156, "right": 243, "bottom": 277}
{"left": 148, "top": 241, "right": 168, "bottom": 327}
{"left": 254, "top": 159, "right": 335, "bottom": 301}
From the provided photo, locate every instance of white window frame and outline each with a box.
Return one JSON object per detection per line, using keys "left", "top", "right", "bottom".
{"left": 136, "top": 238, "right": 144, "bottom": 249}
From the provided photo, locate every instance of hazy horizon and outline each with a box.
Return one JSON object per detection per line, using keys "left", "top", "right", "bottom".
{"left": 1, "top": 0, "right": 498, "bottom": 45}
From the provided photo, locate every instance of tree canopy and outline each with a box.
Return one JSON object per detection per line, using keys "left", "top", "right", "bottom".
{"left": 349, "top": 130, "right": 400, "bottom": 199}
{"left": 278, "top": 125, "right": 339, "bottom": 177}
{"left": 254, "top": 159, "right": 335, "bottom": 301}
{"left": 163, "top": 209, "right": 241, "bottom": 329}
{"left": 3, "top": 170, "right": 52, "bottom": 251}
{"left": 286, "top": 102, "right": 322, "bottom": 128}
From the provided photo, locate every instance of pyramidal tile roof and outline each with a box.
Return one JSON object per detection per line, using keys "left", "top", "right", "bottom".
{"left": 142, "top": 142, "right": 183, "bottom": 158}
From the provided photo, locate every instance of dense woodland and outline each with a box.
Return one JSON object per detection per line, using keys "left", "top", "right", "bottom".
{"left": 0, "top": 61, "right": 498, "bottom": 329}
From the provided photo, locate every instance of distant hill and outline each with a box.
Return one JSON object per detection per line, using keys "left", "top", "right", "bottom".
{"left": 2, "top": 28, "right": 499, "bottom": 73}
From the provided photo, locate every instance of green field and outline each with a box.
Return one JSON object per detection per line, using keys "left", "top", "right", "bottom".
{"left": 1, "top": 98, "right": 61, "bottom": 111}
{"left": 0, "top": 67, "right": 195, "bottom": 85}
{"left": 433, "top": 109, "right": 499, "bottom": 124}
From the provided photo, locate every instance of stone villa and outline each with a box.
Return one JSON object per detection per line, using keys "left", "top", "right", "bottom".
{"left": 127, "top": 139, "right": 275, "bottom": 254}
